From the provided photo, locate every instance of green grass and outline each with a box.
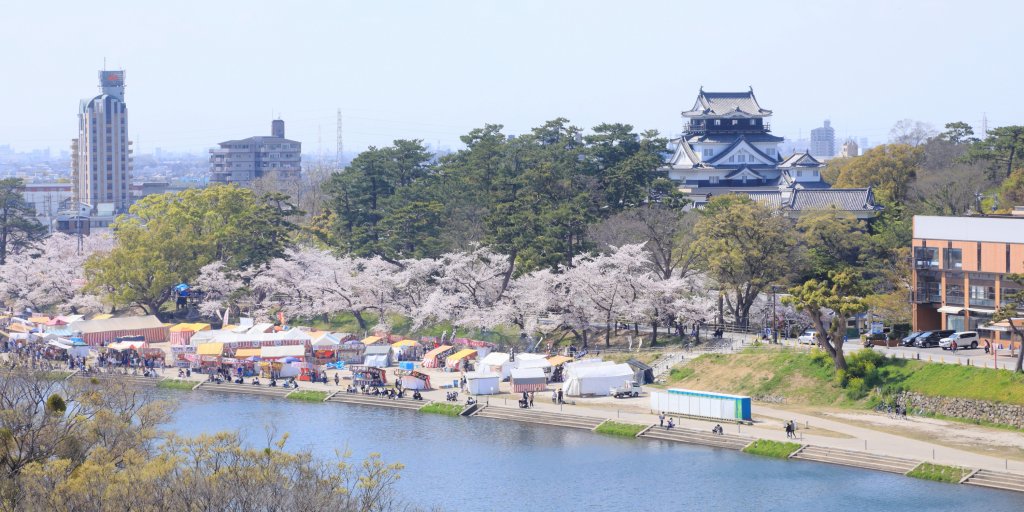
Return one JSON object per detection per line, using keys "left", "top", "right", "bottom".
{"left": 906, "top": 462, "right": 971, "bottom": 483}
{"left": 43, "top": 371, "right": 72, "bottom": 381}
{"left": 602, "top": 352, "right": 663, "bottom": 365}
{"left": 419, "top": 402, "right": 463, "bottom": 416}
{"left": 659, "top": 346, "right": 1024, "bottom": 408}
{"left": 157, "top": 379, "right": 196, "bottom": 391}
{"left": 742, "top": 439, "right": 802, "bottom": 459}
{"left": 594, "top": 421, "right": 647, "bottom": 438}
{"left": 286, "top": 390, "right": 328, "bottom": 402}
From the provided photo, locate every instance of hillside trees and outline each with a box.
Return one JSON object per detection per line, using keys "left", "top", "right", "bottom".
{"left": 965, "top": 125, "right": 1024, "bottom": 178}
{"left": 831, "top": 144, "right": 923, "bottom": 204}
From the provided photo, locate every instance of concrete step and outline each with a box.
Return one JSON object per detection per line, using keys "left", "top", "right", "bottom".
{"left": 639, "top": 427, "right": 750, "bottom": 450}
{"left": 196, "top": 382, "right": 292, "bottom": 397}
{"left": 964, "top": 470, "right": 1024, "bottom": 493}
{"left": 326, "top": 393, "right": 426, "bottom": 410}
{"left": 473, "top": 406, "right": 603, "bottom": 430}
{"left": 75, "top": 373, "right": 160, "bottom": 386}
{"left": 792, "top": 446, "right": 918, "bottom": 474}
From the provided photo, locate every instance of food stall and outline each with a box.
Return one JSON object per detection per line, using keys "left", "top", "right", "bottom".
{"left": 421, "top": 345, "right": 454, "bottom": 368}
{"left": 349, "top": 365, "right": 387, "bottom": 387}
{"left": 445, "top": 349, "right": 477, "bottom": 372}
{"left": 399, "top": 369, "right": 431, "bottom": 390}
{"left": 391, "top": 339, "right": 422, "bottom": 362}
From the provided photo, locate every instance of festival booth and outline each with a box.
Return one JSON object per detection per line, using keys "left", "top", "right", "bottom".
{"left": 107, "top": 338, "right": 148, "bottom": 351}
{"left": 445, "top": 349, "right": 477, "bottom": 372}
{"left": 360, "top": 335, "right": 387, "bottom": 347}
{"left": 337, "top": 339, "right": 366, "bottom": 364}
{"left": 70, "top": 315, "right": 169, "bottom": 346}
{"left": 513, "top": 353, "right": 552, "bottom": 377}
{"left": 310, "top": 332, "right": 341, "bottom": 363}
{"left": 391, "top": 339, "right": 422, "bottom": 362}
{"left": 399, "top": 370, "right": 432, "bottom": 390}
{"left": 509, "top": 367, "right": 547, "bottom": 393}
{"left": 195, "top": 342, "right": 225, "bottom": 371}
{"left": 547, "top": 355, "right": 573, "bottom": 382}
{"left": 349, "top": 365, "right": 387, "bottom": 387}
{"left": 562, "top": 363, "right": 634, "bottom": 397}
{"left": 479, "top": 352, "right": 512, "bottom": 380}
{"left": 465, "top": 371, "right": 500, "bottom": 395}
{"left": 363, "top": 345, "right": 393, "bottom": 368}
{"left": 169, "top": 323, "right": 211, "bottom": 346}
{"left": 46, "top": 337, "right": 92, "bottom": 359}
{"left": 421, "top": 345, "right": 454, "bottom": 368}
{"left": 259, "top": 345, "right": 307, "bottom": 378}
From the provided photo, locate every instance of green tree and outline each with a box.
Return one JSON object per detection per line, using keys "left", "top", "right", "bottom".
{"left": 691, "top": 195, "right": 797, "bottom": 327}
{"left": 965, "top": 125, "right": 1024, "bottom": 178}
{"left": 935, "top": 121, "right": 979, "bottom": 145}
{"left": 796, "top": 209, "right": 872, "bottom": 280}
{"left": 992, "top": 271, "right": 1024, "bottom": 373}
{"left": 832, "top": 144, "right": 923, "bottom": 204}
{"left": 0, "top": 178, "right": 46, "bottom": 265}
{"left": 85, "top": 185, "right": 297, "bottom": 315}
{"left": 999, "top": 168, "right": 1024, "bottom": 209}
{"left": 783, "top": 270, "right": 869, "bottom": 370}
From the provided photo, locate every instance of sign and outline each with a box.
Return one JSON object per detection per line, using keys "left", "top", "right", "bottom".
{"left": 870, "top": 322, "right": 884, "bottom": 335}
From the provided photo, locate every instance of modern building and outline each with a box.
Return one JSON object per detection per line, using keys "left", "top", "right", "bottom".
{"left": 840, "top": 139, "right": 859, "bottom": 158}
{"left": 209, "top": 120, "right": 301, "bottom": 186}
{"left": 71, "top": 70, "right": 133, "bottom": 214}
{"left": 21, "top": 182, "right": 72, "bottom": 218}
{"left": 912, "top": 214, "right": 1024, "bottom": 350}
{"left": 810, "top": 120, "right": 835, "bottom": 158}
{"left": 661, "top": 88, "right": 879, "bottom": 217}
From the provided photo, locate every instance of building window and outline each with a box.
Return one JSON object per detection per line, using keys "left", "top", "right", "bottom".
{"left": 969, "top": 285, "right": 995, "bottom": 307}
{"left": 702, "top": 148, "right": 713, "bottom": 158}
{"left": 728, "top": 156, "right": 735, "bottom": 163}
{"left": 737, "top": 154, "right": 746, "bottom": 163}
{"left": 731, "top": 120, "right": 738, "bottom": 125}
{"left": 945, "top": 283, "right": 964, "bottom": 305}
{"left": 750, "top": 119, "right": 756, "bottom": 126}
{"left": 709, "top": 176, "right": 719, "bottom": 184}
{"left": 714, "top": 120, "right": 721, "bottom": 126}
{"left": 944, "top": 248, "right": 962, "bottom": 270}
{"left": 914, "top": 247, "right": 939, "bottom": 269}
{"left": 796, "top": 170, "right": 803, "bottom": 177}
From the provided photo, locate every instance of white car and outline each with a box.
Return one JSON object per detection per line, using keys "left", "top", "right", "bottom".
{"left": 797, "top": 330, "right": 817, "bottom": 345}
{"left": 939, "top": 331, "right": 979, "bottom": 350}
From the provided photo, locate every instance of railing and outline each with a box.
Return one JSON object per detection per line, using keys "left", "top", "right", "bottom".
{"left": 912, "top": 289, "right": 941, "bottom": 304}
{"left": 945, "top": 294, "right": 964, "bottom": 306}
{"left": 914, "top": 260, "right": 939, "bottom": 270}
{"left": 683, "top": 122, "right": 771, "bottom": 134}
{"left": 969, "top": 298, "right": 996, "bottom": 307}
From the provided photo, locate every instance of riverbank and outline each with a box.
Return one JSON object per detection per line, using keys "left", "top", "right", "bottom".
{"left": 81, "top": 366, "right": 1024, "bottom": 494}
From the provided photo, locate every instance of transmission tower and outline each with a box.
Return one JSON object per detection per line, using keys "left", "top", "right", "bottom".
{"left": 981, "top": 113, "right": 988, "bottom": 138}
{"left": 342, "top": 108, "right": 350, "bottom": 167}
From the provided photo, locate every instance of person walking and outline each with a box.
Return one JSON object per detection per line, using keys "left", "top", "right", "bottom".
{"left": 951, "top": 339, "right": 958, "bottom": 353}
{"left": 984, "top": 339, "right": 991, "bottom": 354}
{"left": 334, "top": 373, "right": 340, "bottom": 386}
{"left": 659, "top": 412, "right": 666, "bottom": 427}
{"left": 528, "top": 391, "right": 534, "bottom": 408}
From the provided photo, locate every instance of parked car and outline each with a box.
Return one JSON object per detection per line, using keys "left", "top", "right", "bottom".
{"left": 914, "top": 330, "right": 955, "bottom": 348}
{"left": 611, "top": 381, "right": 641, "bottom": 398}
{"left": 900, "top": 331, "right": 926, "bottom": 347}
{"left": 797, "top": 330, "right": 817, "bottom": 345}
{"left": 939, "top": 331, "right": 979, "bottom": 350}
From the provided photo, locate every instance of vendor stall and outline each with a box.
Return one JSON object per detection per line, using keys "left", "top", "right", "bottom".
{"left": 547, "top": 355, "right": 573, "bottom": 382}
{"left": 421, "top": 345, "right": 454, "bottom": 368}
{"left": 465, "top": 371, "right": 500, "bottom": 395}
{"left": 349, "top": 365, "right": 387, "bottom": 387}
{"left": 363, "top": 345, "right": 393, "bottom": 368}
{"left": 169, "top": 323, "right": 211, "bottom": 345}
{"left": 445, "top": 348, "right": 477, "bottom": 372}
{"left": 360, "top": 335, "right": 387, "bottom": 346}
{"left": 480, "top": 352, "right": 512, "bottom": 379}
{"left": 399, "top": 370, "right": 431, "bottom": 390}
{"left": 391, "top": 339, "right": 422, "bottom": 361}
{"left": 70, "top": 315, "right": 168, "bottom": 346}
{"left": 337, "top": 339, "right": 366, "bottom": 364}
{"left": 509, "top": 367, "right": 547, "bottom": 393}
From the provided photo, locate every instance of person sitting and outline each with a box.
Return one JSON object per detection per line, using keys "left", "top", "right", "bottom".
{"left": 466, "top": 396, "right": 476, "bottom": 406}
{"left": 178, "top": 369, "right": 185, "bottom": 378}
{"left": 413, "top": 390, "right": 423, "bottom": 400}
{"left": 712, "top": 424, "right": 723, "bottom": 435}
{"left": 252, "top": 377, "right": 260, "bottom": 386}
{"left": 234, "top": 376, "right": 244, "bottom": 384}
{"left": 666, "top": 418, "right": 675, "bottom": 430}
{"left": 269, "top": 378, "right": 277, "bottom": 387}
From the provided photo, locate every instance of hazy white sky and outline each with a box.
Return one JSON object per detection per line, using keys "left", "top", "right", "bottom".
{"left": 1, "top": 0, "right": 1021, "bottom": 154}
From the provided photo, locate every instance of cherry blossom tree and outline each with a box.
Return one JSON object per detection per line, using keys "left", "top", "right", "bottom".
{"left": 0, "top": 233, "right": 111, "bottom": 314}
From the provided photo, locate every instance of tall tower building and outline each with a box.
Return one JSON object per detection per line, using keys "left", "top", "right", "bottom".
{"left": 71, "top": 70, "right": 133, "bottom": 214}
{"left": 809, "top": 120, "right": 835, "bottom": 158}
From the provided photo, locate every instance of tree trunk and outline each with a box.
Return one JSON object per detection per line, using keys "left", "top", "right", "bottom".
{"left": 651, "top": 319, "right": 658, "bottom": 346}
{"left": 353, "top": 309, "right": 368, "bottom": 330}
{"left": 1009, "top": 319, "right": 1024, "bottom": 373}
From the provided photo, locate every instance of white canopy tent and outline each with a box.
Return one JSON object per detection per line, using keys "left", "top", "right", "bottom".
{"left": 562, "top": 363, "right": 635, "bottom": 397}
{"left": 465, "top": 371, "right": 500, "bottom": 395}
{"left": 480, "top": 352, "right": 512, "bottom": 379}
{"left": 363, "top": 345, "right": 392, "bottom": 368}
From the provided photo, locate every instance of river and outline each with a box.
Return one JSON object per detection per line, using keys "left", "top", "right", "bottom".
{"left": 166, "top": 392, "right": 1022, "bottom": 511}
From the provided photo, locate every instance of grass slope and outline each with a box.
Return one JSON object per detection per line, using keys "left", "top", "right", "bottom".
{"left": 419, "top": 402, "right": 463, "bottom": 416}
{"left": 287, "top": 390, "right": 328, "bottom": 402}
{"left": 663, "top": 347, "right": 1024, "bottom": 407}
{"left": 906, "top": 463, "right": 971, "bottom": 483}
{"left": 594, "top": 421, "right": 647, "bottom": 438}
{"left": 157, "top": 379, "right": 196, "bottom": 391}
{"left": 743, "top": 439, "right": 802, "bottom": 459}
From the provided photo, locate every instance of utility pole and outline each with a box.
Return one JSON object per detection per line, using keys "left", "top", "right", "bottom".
{"left": 772, "top": 286, "right": 779, "bottom": 344}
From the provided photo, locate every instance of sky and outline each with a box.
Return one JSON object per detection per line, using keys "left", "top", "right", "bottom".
{"left": 1, "top": 0, "right": 1021, "bottom": 155}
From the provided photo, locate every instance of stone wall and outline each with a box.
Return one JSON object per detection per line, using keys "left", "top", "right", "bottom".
{"left": 901, "top": 392, "right": 1024, "bottom": 429}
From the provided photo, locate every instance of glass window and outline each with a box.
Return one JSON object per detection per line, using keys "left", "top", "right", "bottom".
{"left": 732, "top": 120, "right": 738, "bottom": 125}
{"left": 714, "top": 120, "right": 721, "bottom": 126}
{"left": 946, "top": 315, "right": 964, "bottom": 331}
{"left": 944, "top": 248, "right": 962, "bottom": 269}
{"left": 702, "top": 148, "right": 713, "bottom": 157}
{"left": 750, "top": 119, "right": 756, "bottom": 125}
{"left": 914, "top": 247, "right": 939, "bottom": 268}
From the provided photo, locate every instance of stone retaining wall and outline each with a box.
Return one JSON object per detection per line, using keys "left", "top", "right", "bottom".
{"left": 902, "top": 392, "right": 1024, "bottom": 429}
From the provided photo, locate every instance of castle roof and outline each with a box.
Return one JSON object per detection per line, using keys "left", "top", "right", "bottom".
{"left": 682, "top": 88, "right": 772, "bottom": 118}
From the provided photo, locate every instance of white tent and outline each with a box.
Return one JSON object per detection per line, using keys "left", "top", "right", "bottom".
{"left": 364, "top": 345, "right": 392, "bottom": 368}
{"left": 562, "top": 363, "right": 635, "bottom": 397}
{"left": 513, "top": 355, "right": 552, "bottom": 371}
{"left": 480, "top": 352, "right": 512, "bottom": 379}
{"left": 465, "top": 371, "right": 500, "bottom": 395}
{"left": 311, "top": 333, "right": 341, "bottom": 348}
